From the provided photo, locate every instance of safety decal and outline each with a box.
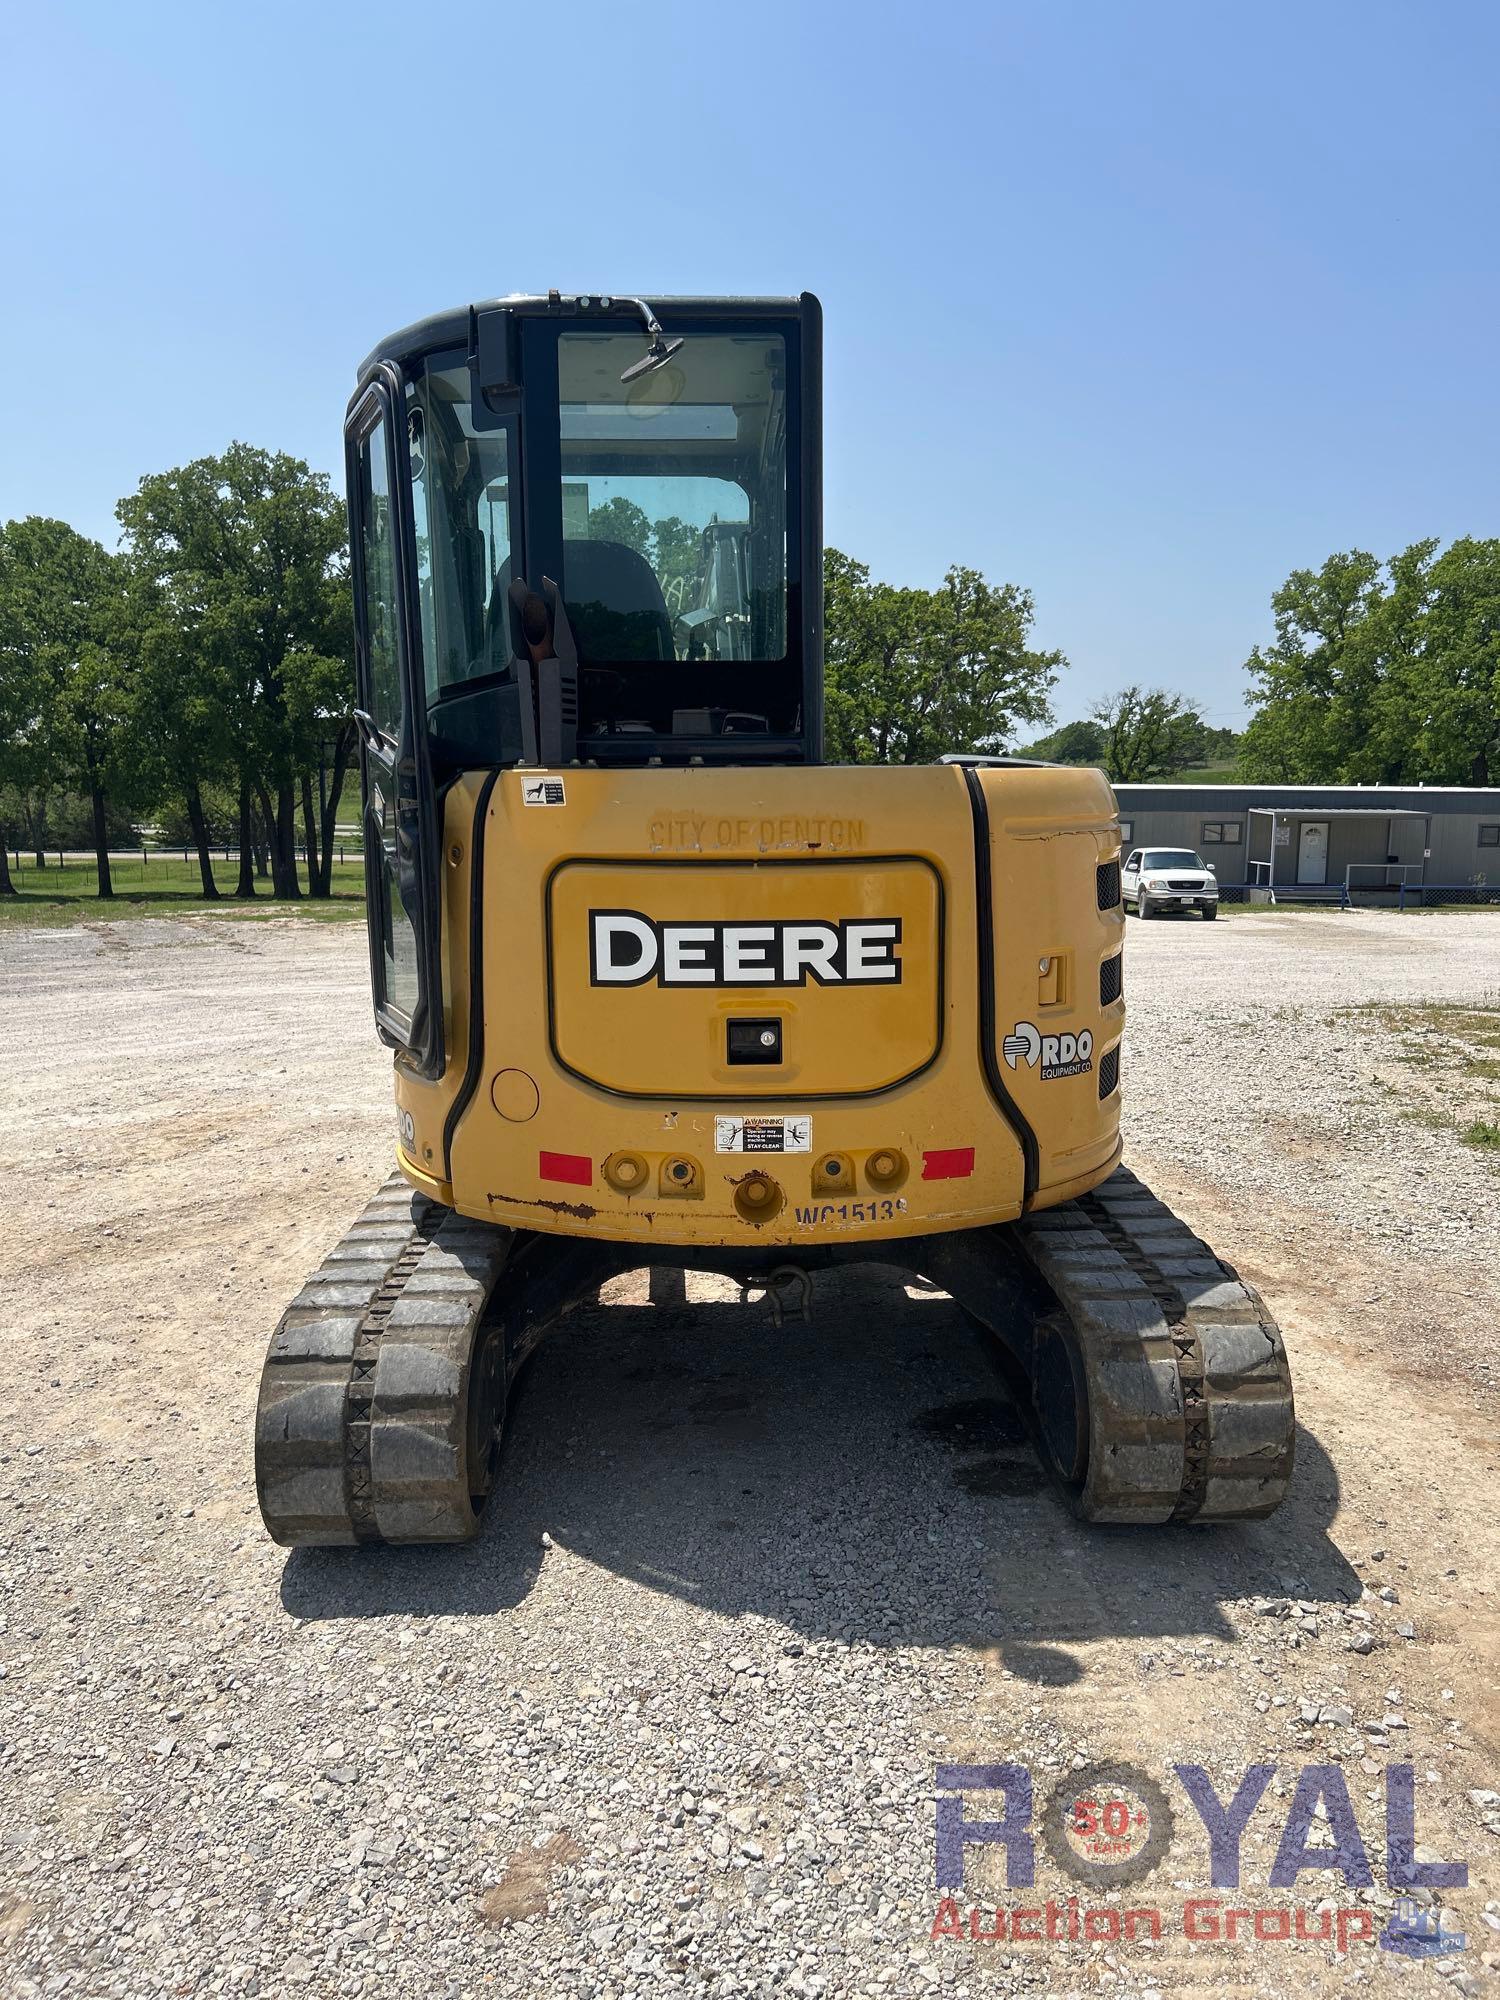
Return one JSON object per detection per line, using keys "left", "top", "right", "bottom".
{"left": 523, "top": 777, "right": 567, "bottom": 806}
{"left": 715, "top": 1115, "right": 813, "bottom": 1154}
{"left": 1002, "top": 1019, "right": 1094, "bottom": 1081}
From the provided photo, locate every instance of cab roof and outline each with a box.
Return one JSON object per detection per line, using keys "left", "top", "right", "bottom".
{"left": 358, "top": 293, "right": 813, "bottom": 381}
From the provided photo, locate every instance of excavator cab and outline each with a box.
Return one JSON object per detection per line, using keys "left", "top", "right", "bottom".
{"left": 346, "top": 295, "right": 821, "bottom": 1078}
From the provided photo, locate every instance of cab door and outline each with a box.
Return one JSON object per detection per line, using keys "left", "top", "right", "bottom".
{"left": 346, "top": 368, "right": 444, "bottom": 1078}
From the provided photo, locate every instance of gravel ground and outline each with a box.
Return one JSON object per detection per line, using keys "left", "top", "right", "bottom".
{"left": 1123, "top": 907, "right": 1500, "bottom": 1393}
{"left": 1, "top": 911, "right": 1497, "bottom": 2000}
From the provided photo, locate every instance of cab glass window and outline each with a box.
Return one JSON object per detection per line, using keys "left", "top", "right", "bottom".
{"left": 357, "top": 416, "right": 403, "bottom": 738}
{"left": 351, "top": 413, "right": 420, "bottom": 1028}
{"left": 407, "top": 362, "right": 516, "bottom": 700}
{"left": 556, "top": 332, "right": 788, "bottom": 669}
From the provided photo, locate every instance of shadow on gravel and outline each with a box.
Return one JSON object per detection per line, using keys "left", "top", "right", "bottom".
{"left": 280, "top": 1265, "right": 1357, "bottom": 1677}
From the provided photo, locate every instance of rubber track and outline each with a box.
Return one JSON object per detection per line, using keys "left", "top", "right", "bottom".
{"left": 1014, "top": 1166, "right": 1295, "bottom": 1523}
{"left": 255, "top": 1176, "right": 512, "bottom": 1547}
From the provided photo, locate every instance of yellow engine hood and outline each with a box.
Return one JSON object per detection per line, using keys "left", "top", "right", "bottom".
{"left": 547, "top": 854, "right": 943, "bottom": 1098}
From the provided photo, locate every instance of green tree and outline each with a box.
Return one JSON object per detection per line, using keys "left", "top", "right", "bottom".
{"left": 1239, "top": 540, "right": 1500, "bottom": 785}
{"left": 587, "top": 496, "right": 652, "bottom": 556}
{"left": 1197, "top": 724, "right": 1242, "bottom": 766}
{"left": 1238, "top": 550, "right": 1385, "bottom": 781}
{"left": 0, "top": 542, "right": 49, "bottom": 894}
{"left": 115, "top": 556, "right": 234, "bottom": 896}
{"left": 117, "top": 444, "right": 351, "bottom": 898}
{"left": 1088, "top": 685, "right": 1207, "bottom": 782}
{"left": 651, "top": 514, "right": 703, "bottom": 615}
{"left": 823, "top": 549, "right": 1062, "bottom": 764}
{"left": 1378, "top": 538, "right": 1500, "bottom": 785}
{"left": 0, "top": 517, "right": 129, "bottom": 895}
{"left": 1019, "top": 717, "right": 1108, "bottom": 764}
{"left": 284, "top": 569, "right": 357, "bottom": 899}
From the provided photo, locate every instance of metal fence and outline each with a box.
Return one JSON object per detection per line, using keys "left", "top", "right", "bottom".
{"left": 5, "top": 849, "right": 366, "bottom": 898}
{"left": 1220, "top": 879, "right": 1497, "bottom": 911}
{"left": 1345, "top": 861, "right": 1422, "bottom": 904}
{"left": 8, "top": 844, "right": 363, "bottom": 870}
{"left": 1397, "top": 881, "right": 1499, "bottom": 909}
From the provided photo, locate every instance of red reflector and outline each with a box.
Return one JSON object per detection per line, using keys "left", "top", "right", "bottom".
{"left": 922, "top": 1146, "right": 975, "bottom": 1181}
{"left": 539, "top": 1150, "right": 593, "bottom": 1187}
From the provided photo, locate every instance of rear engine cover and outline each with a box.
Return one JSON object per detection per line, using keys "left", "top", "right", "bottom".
{"left": 547, "top": 857, "right": 943, "bottom": 1098}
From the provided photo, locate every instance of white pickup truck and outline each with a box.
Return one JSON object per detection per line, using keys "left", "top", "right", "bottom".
{"left": 1121, "top": 846, "right": 1220, "bottom": 919}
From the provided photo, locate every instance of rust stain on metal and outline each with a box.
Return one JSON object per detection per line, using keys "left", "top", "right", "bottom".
{"left": 487, "top": 1191, "right": 599, "bottom": 1222}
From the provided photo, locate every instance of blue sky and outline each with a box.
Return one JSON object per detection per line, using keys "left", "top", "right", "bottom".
{"left": 4, "top": 1, "right": 1497, "bottom": 727}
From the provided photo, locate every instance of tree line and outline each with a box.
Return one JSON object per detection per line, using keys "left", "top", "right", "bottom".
{"left": 1239, "top": 538, "right": 1500, "bottom": 786}
{"left": 0, "top": 445, "right": 353, "bottom": 900}
{"left": 5, "top": 473, "right": 1494, "bottom": 907}
{"left": 1026, "top": 537, "right": 1500, "bottom": 787}
{"left": 1021, "top": 695, "right": 1241, "bottom": 782}
{"left": 0, "top": 497, "right": 1073, "bottom": 902}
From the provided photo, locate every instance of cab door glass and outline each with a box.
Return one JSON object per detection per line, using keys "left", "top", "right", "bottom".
{"left": 407, "top": 368, "right": 516, "bottom": 695}
{"left": 354, "top": 412, "right": 421, "bottom": 1030}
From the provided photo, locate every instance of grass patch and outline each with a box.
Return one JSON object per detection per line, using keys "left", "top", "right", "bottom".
{"left": 1336, "top": 1000, "right": 1500, "bottom": 1038}
{"left": 1135, "top": 764, "right": 1240, "bottom": 785}
{"left": 1344, "top": 999, "right": 1500, "bottom": 1152}
{"left": 0, "top": 854, "right": 366, "bottom": 925}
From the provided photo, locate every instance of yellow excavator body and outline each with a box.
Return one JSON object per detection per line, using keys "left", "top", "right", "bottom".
{"left": 254, "top": 291, "right": 1293, "bottom": 1548}
{"left": 395, "top": 762, "right": 1124, "bottom": 1243}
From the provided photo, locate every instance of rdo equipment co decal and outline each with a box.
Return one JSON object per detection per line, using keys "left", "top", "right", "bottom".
{"left": 1002, "top": 1019, "right": 1094, "bottom": 1080}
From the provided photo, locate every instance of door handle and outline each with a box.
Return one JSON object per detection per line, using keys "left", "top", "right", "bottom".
{"left": 353, "top": 708, "right": 383, "bottom": 752}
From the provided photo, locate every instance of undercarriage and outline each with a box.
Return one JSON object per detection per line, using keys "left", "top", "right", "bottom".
{"left": 255, "top": 1168, "right": 1294, "bottom": 1546}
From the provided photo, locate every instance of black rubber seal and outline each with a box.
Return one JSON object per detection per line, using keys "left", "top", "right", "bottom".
{"left": 961, "top": 764, "right": 1039, "bottom": 1202}
{"left": 441, "top": 769, "right": 503, "bottom": 1183}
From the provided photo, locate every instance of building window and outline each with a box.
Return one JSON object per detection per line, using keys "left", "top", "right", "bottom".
{"left": 1118, "top": 818, "right": 1133, "bottom": 843}
{"left": 1480, "top": 824, "right": 1500, "bottom": 848}
{"left": 1202, "top": 821, "right": 1243, "bottom": 845}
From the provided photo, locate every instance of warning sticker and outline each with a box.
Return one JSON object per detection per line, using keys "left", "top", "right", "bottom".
{"left": 523, "top": 777, "right": 567, "bottom": 807}
{"left": 715, "top": 1115, "right": 812, "bottom": 1154}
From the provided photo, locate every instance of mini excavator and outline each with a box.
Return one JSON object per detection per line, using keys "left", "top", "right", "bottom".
{"left": 255, "top": 293, "right": 1294, "bottom": 1544}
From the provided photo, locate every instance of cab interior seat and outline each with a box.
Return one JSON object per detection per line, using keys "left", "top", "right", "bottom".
{"left": 485, "top": 541, "right": 674, "bottom": 672}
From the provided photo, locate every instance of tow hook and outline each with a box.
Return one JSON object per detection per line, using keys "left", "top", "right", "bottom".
{"left": 759, "top": 1264, "right": 814, "bottom": 1328}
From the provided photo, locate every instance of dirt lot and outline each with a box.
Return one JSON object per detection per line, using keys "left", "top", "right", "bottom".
{"left": 1, "top": 910, "right": 1497, "bottom": 2000}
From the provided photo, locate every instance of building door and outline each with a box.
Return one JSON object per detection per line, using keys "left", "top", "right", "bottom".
{"left": 1297, "top": 820, "right": 1329, "bottom": 884}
